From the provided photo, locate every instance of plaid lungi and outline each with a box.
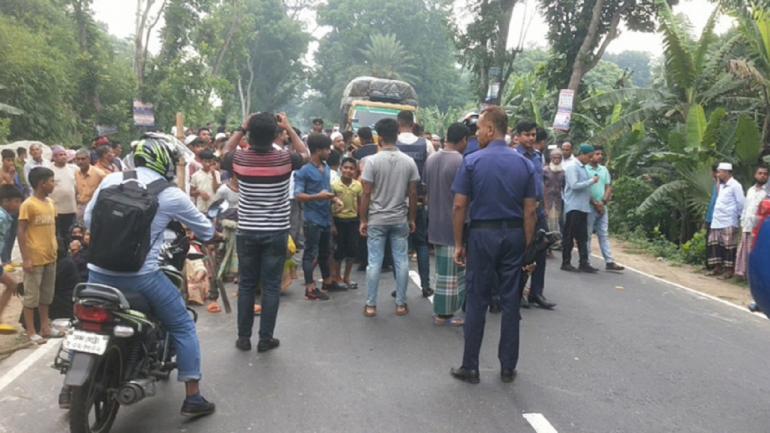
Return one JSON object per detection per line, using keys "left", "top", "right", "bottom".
{"left": 707, "top": 227, "right": 740, "bottom": 268}
{"left": 735, "top": 232, "right": 754, "bottom": 278}
{"left": 432, "top": 245, "right": 466, "bottom": 316}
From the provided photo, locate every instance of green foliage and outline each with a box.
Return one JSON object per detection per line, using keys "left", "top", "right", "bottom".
{"left": 610, "top": 176, "right": 669, "bottom": 235}
{"left": 311, "top": 0, "right": 470, "bottom": 121}
{"left": 417, "top": 105, "right": 476, "bottom": 138}
{"left": 603, "top": 51, "right": 654, "bottom": 87}
{"left": 354, "top": 34, "right": 418, "bottom": 83}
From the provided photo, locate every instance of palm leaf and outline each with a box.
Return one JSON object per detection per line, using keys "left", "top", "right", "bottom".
{"left": 638, "top": 179, "right": 689, "bottom": 214}
{"left": 694, "top": 7, "right": 721, "bottom": 74}
{"left": 0, "top": 102, "right": 22, "bottom": 116}
{"left": 734, "top": 114, "right": 762, "bottom": 163}
{"left": 590, "top": 106, "right": 662, "bottom": 146}
{"left": 685, "top": 103, "right": 707, "bottom": 149}
{"left": 656, "top": 0, "right": 696, "bottom": 91}
{"left": 581, "top": 88, "right": 665, "bottom": 108}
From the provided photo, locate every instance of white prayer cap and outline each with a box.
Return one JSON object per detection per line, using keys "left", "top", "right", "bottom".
{"left": 717, "top": 162, "right": 733, "bottom": 171}
{"left": 330, "top": 131, "right": 343, "bottom": 141}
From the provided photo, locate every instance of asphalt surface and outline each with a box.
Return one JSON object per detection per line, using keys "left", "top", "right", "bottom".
{"left": 1, "top": 255, "right": 770, "bottom": 433}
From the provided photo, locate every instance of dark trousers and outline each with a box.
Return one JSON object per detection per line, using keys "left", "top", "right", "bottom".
{"left": 522, "top": 219, "right": 548, "bottom": 297}
{"left": 462, "top": 226, "right": 525, "bottom": 371}
{"left": 410, "top": 205, "right": 430, "bottom": 289}
{"left": 236, "top": 230, "right": 288, "bottom": 340}
{"left": 302, "top": 222, "right": 331, "bottom": 285}
{"left": 56, "top": 213, "right": 76, "bottom": 245}
{"left": 562, "top": 210, "right": 589, "bottom": 267}
{"left": 2, "top": 213, "right": 17, "bottom": 263}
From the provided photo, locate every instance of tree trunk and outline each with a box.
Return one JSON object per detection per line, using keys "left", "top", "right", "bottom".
{"left": 490, "top": 0, "right": 516, "bottom": 105}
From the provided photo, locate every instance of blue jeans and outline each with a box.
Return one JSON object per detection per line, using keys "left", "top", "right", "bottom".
{"left": 88, "top": 270, "right": 201, "bottom": 382}
{"left": 2, "top": 214, "right": 17, "bottom": 263}
{"left": 366, "top": 223, "right": 409, "bottom": 306}
{"left": 302, "top": 223, "right": 331, "bottom": 285}
{"left": 410, "top": 205, "right": 430, "bottom": 290}
{"left": 587, "top": 208, "right": 614, "bottom": 264}
{"left": 236, "top": 230, "right": 288, "bottom": 340}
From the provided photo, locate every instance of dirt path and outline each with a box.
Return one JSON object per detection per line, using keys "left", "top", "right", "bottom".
{"left": 596, "top": 237, "right": 754, "bottom": 308}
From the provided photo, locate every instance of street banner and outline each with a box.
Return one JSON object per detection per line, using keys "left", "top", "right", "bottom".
{"left": 133, "top": 100, "right": 155, "bottom": 127}
{"left": 553, "top": 89, "right": 575, "bottom": 131}
{"left": 557, "top": 89, "right": 574, "bottom": 111}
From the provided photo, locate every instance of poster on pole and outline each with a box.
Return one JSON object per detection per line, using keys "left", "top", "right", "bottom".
{"left": 133, "top": 100, "right": 155, "bottom": 127}
{"left": 553, "top": 89, "right": 575, "bottom": 131}
{"left": 557, "top": 89, "right": 575, "bottom": 111}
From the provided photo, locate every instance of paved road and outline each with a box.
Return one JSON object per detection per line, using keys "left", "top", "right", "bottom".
{"left": 1, "top": 256, "right": 770, "bottom": 433}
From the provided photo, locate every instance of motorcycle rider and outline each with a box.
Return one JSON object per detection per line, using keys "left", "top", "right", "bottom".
{"left": 84, "top": 134, "right": 216, "bottom": 417}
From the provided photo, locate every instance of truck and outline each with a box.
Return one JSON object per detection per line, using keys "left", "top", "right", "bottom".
{"left": 339, "top": 76, "right": 418, "bottom": 131}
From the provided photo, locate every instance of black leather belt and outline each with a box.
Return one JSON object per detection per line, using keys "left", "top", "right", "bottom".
{"left": 469, "top": 219, "right": 523, "bottom": 229}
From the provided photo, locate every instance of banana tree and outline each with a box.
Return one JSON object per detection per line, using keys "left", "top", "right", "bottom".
{"left": 730, "top": 2, "right": 770, "bottom": 146}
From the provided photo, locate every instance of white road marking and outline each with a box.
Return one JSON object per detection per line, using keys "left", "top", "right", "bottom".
{"left": 408, "top": 270, "right": 433, "bottom": 304}
{"left": 523, "top": 413, "right": 558, "bottom": 433}
{"left": 594, "top": 254, "right": 766, "bottom": 320}
{"left": 0, "top": 340, "right": 58, "bottom": 394}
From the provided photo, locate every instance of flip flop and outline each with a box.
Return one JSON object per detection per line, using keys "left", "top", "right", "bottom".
{"left": 0, "top": 324, "right": 17, "bottom": 334}
{"left": 207, "top": 303, "right": 222, "bottom": 314}
{"left": 28, "top": 334, "right": 46, "bottom": 345}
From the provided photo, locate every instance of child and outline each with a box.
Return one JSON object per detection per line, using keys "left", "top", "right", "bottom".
{"left": 0, "top": 185, "right": 23, "bottom": 329}
{"left": 18, "top": 167, "right": 58, "bottom": 343}
{"left": 189, "top": 149, "right": 220, "bottom": 213}
{"left": 332, "top": 157, "right": 362, "bottom": 289}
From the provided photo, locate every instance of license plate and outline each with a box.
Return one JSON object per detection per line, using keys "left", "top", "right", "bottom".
{"left": 64, "top": 330, "right": 110, "bottom": 355}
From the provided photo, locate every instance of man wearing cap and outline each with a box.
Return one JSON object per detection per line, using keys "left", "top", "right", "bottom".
{"left": 708, "top": 162, "right": 745, "bottom": 279}
{"left": 449, "top": 106, "right": 537, "bottom": 384}
{"left": 561, "top": 143, "right": 599, "bottom": 273}
{"left": 50, "top": 146, "right": 78, "bottom": 243}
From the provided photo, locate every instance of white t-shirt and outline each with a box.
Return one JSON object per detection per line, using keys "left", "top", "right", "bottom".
{"left": 50, "top": 163, "right": 78, "bottom": 214}
{"left": 190, "top": 169, "right": 220, "bottom": 212}
{"left": 213, "top": 183, "right": 239, "bottom": 209}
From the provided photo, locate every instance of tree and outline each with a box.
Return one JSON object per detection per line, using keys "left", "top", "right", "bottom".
{"left": 454, "top": 0, "right": 520, "bottom": 104}
{"left": 604, "top": 50, "right": 654, "bottom": 87}
{"left": 354, "top": 34, "right": 418, "bottom": 82}
{"left": 134, "top": 0, "right": 168, "bottom": 90}
{"left": 311, "top": 0, "right": 471, "bottom": 121}
{"left": 730, "top": 1, "right": 770, "bottom": 146}
{"left": 540, "top": 0, "right": 674, "bottom": 102}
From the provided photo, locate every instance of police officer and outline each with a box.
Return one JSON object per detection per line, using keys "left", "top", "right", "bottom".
{"left": 449, "top": 106, "right": 537, "bottom": 384}
{"left": 515, "top": 122, "right": 556, "bottom": 310}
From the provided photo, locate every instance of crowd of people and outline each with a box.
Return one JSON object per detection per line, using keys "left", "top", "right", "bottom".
{"left": 2, "top": 104, "right": 769, "bottom": 416}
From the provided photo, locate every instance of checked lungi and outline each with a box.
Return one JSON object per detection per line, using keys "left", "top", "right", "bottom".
{"left": 432, "top": 245, "right": 465, "bottom": 316}
{"left": 735, "top": 232, "right": 754, "bottom": 278}
{"left": 707, "top": 227, "right": 740, "bottom": 269}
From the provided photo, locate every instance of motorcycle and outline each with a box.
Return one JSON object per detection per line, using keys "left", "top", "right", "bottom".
{"left": 52, "top": 222, "right": 199, "bottom": 433}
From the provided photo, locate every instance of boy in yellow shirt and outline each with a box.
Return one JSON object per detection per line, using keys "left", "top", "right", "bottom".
{"left": 332, "top": 157, "right": 362, "bottom": 288}
{"left": 19, "top": 167, "right": 58, "bottom": 343}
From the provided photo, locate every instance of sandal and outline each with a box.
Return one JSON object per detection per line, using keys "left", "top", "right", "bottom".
{"left": 344, "top": 281, "right": 358, "bottom": 290}
{"left": 395, "top": 304, "right": 409, "bottom": 316}
{"left": 43, "top": 328, "right": 64, "bottom": 338}
{"left": 363, "top": 305, "right": 377, "bottom": 318}
{"left": 253, "top": 304, "right": 262, "bottom": 316}
{"left": 28, "top": 334, "right": 46, "bottom": 345}
{"left": 207, "top": 303, "right": 222, "bottom": 314}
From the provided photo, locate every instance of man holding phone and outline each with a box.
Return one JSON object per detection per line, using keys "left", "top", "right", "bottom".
{"left": 561, "top": 143, "right": 600, "bottom": 273}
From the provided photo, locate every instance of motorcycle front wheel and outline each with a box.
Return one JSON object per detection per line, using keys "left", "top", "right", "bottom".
{"left": 69, "top": 344, "right": 123, "bottom": 433}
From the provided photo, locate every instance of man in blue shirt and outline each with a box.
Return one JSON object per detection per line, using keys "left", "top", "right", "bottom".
{"left": 562, "top": 143, "right": 600, "bottom": 273}
{"left": 295, "top": 133, "right": 343, "bottom": 301}
{"left": 449, "top": 106, "right": 537, "bottom": 384}
{"left": 515, "top": 123, "right": 556, "bottom": 310}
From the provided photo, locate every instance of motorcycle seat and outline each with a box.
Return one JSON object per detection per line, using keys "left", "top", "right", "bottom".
{"left": 77, "top": 285, "right": 153, "bottom": 315}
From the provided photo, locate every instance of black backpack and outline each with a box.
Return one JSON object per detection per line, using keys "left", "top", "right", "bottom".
{"left": 89, "top": 171, "right": 172, "bottom": 272}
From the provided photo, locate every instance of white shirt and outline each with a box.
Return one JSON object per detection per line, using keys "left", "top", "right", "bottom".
{"left": 712, "top": 177, "right": 745, "bottom": 229}
{"left": 561, "top": 155, "right": 576, "bottom": 171}
{"left": 397, "top": 132, "right": 435, "bottom": 156}
{"left": 50, "top": 163, "right": 78, "bottom": 214}
{"left": 25, "top": 158, "right": 51, "bottom": 180}
{"left": 740, "top": 183, "right": 769, "bottom": 232}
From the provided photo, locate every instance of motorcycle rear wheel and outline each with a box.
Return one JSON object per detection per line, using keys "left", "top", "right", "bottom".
{"left": 69, "top": 344, "right": 123, "bottom": 433}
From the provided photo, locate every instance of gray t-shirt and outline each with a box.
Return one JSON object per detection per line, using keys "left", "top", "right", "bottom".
{"left": 361, "top": 147, "right": 419, "bottom": 226}
{"left": 424, "top": 149, "right": 463, "bottom": 246}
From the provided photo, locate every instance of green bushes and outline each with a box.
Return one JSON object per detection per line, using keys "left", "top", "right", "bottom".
{"left": 610, "top": 176, "right": 707, "bottom": 265}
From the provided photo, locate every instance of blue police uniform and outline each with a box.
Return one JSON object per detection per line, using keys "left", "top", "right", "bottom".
{"left": 452, "top": 139, "right": 536, "bottom": 371}
{"left": 515, "top": 145, "right": 548, "bottom": 299}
